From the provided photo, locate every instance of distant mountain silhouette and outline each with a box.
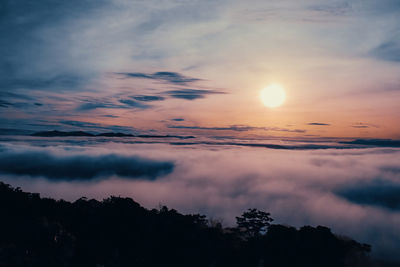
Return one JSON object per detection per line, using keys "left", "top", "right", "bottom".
{"left": 340, "top": 139, "right": 400, "bottom": 147}
{"left": 31, "top": 130, "right": 195, "bottom": 139}
{"left": 136, "top": 134, "right": 195, "bottom": 139}
{"left": 0, "top": 181, "right": 380, "bottom": 267}
{"left": 96, "top": 132, "right": 134, "bottom": 137}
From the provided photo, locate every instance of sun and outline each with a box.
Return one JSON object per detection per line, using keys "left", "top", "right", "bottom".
{"left": 260, "top": 84, "right": 286, "bottom": 108}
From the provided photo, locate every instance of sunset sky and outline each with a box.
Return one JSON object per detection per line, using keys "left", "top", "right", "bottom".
{"left": 2, "top": 0, "right": 400, "bottom": 261}
{"left": 1, "top": 0, "right": 400, "bottom": 138}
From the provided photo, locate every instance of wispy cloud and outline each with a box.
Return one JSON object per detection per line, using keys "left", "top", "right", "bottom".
{"left": 164, "top": 89, "right": 225, "bottom": 100}
{"left": 116, "top": 72, "right": 201, "bottom": 85}
{"left": 306, "top": 2, "right": 352, "bottom": 17}
{"left": 76, "top": 101, "right": 119, "bottom": 111}
{"left": 168, "top": 125, "right": 306, "bottom": 133}
{"left": 77, "top": 98, "right": 151, "bottom": 111}
{"left": 131, "top": 95, "right": 165, "bottom": 102}
{"left": 370, "top": 38, "right": 400, "bottom": 62}
{"left": 0, "top": 91, "right": 39, "bottom": 109}
{"left": 307, "top": 122, "right": 331, "bottom": 126}
{"left": 59, "top": 120, "right": 135, "bottom": 133}
{"left": 0, "top": 100, "right": 12, "bottom": 108}
{"left": 118, "top": 99, "right": 151, "bottom": 109}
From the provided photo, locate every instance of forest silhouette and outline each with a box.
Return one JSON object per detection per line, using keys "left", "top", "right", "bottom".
{"left": 0, "top": 181, "right": 375, "bottom": 267}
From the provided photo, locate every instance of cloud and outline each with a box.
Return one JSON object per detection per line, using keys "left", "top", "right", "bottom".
{"left": 116, "top": 72, "right": 201, "bottom": 85}
{"left": 336, "top": 179, "right": 400, "bottom": 211}
{"left": 171, "top": 118, "right": 185, "bottom": 121}
{"left": 0, "top": 91, "right": 39, "bottom": 109}
{"left": 131, "top": 95, "right": 165, "bottom": 102}
{"left": 164, "top": 89, "right": 225, "bottom": 100}
{"left": 307, "top": 122, "right": 330, "bottom": 126}
{"left": 0, "top": 100, "right": 12, "bottom": 108}
{"left": 0, "top": 149, "right": 173, "bottom": 181}
{"left": 380, "top": 165, "right": 400, "bottom": 174}
{"left": 0, "top": 100, "right": 40, "bottom": 109}
{"left": 0, "top": 0, "right": 112, "bottom": 92}
{"left": 118, "top": 99, "right": 150, "bottom": 109}
{"left": 358, "top": 0, "right": 400, "bottom": 15}
{"left": 76, "top": 102, "right": 118, "bottom": 111}
{"left": 0, "top": 92, "right": 34, "bottom": 101}
{"left": 169, "top": 125, "right": 256, "bottom": 131}
{"left": 0, "top": 0, "right": 226, "bottom": 95}
{"left": 76, "top": 89, "right": 222, "bottom": 113}
{"left": 351, "top": 123, "right": 379, "bottom": 129}
{"left": 77, "top": 98, "right": 150, "bottom": 111}
{"left": 168, "top": 124, "right": 306, "bottom": 133}
{"left": 352, "top": 125, "right": 369, "bottom": 128}
{"left": 168, "top": 140, "right": 361, "bottom": 150}
{"left": 103, "top": 115, "right": 119, "bottom": 118}
{"left": 59, "top": 120, "right": 135, "bottom": 133}
{"left": 307, "top": 2, "right": 352, "bottom": 17}
{"left": 1, "top": 76, "right": 86, "bottom": 91}
{"left": 370, "top": 39, "right": 400, "bottom": 62}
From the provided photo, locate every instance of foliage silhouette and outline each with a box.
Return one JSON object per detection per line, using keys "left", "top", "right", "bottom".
{"left": 236, "top": 208, "right": 273, "bottom": 238}
{"left": 0, "top": 181, "right": 374, "bottom": 267}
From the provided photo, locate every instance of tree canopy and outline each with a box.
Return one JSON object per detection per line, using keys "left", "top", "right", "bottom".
{"left": 0, "top": 181, "right": 373, "bottom": 267}
{"left": 236, "top": 208, "right": 273, "bottom": 238}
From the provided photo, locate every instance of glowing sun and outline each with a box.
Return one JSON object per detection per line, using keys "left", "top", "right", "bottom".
{"left": 260, "top": 84, "right": 286, "bottom": 108}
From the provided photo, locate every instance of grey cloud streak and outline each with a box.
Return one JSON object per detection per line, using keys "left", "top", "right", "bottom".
{"left": 307, "top": 122, "right": 330, "bottom": 126}
{"left": 116, "top": 72, "right": 201, "bottom": 85}
{"left": 0, "top": 147, "right": 173, "bottom": 181}
{"left": 336, "top": 179, "right": 400, "bottom": 211}
{"left": 168, "top": 125, "right": 306, "bottom": 133}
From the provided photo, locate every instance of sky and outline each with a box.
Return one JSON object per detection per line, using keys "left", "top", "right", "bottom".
{"left": 1, "top": 0, "right": 400, "bottom": 138}
{"left": 1, "top": 0, "right": 400, "bottom": 261}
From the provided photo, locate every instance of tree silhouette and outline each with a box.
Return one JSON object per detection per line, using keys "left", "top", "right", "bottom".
{"left": 236, "top": 208, "right": 273, "bottom": 238}
{"left": 0, "top": 181, "right": 375, "bottom": 267}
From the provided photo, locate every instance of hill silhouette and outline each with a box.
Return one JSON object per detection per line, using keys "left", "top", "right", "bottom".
{"left": 0, "top": 181, "right": 374, "bottom": 267}
{"left": 31, "top": 130, "right": 95, "bottom": 137}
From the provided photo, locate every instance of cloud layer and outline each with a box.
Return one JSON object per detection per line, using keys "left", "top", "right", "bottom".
{"left": 2, "top": 140, "right": 400, "bottom": 260}
{"left": 336, "top": 179, "right": 400, "bottom": 211}
{"left": 0, "top": 148, "right": 174, "bottom": 180}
